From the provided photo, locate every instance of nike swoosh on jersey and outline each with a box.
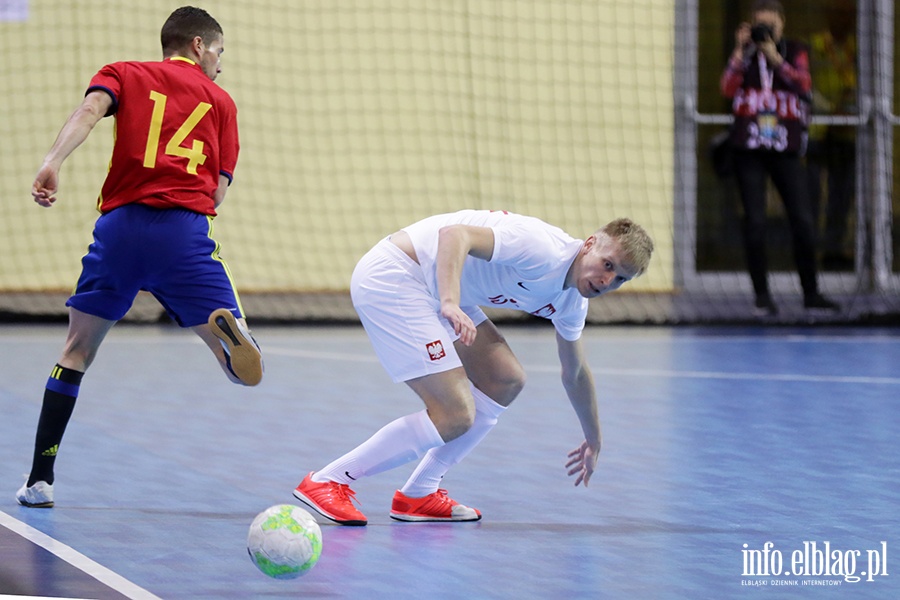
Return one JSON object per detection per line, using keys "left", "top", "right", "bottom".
{"left": 517, "top": 282, "right": 530, "bottom": 290}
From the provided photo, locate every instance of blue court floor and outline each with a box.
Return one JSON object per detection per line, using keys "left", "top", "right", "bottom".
{"left": 0, "top": 323, "right": 898, "bottom": 599}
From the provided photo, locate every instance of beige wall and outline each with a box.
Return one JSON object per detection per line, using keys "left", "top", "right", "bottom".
{"left": 0, "top": 0, "right": 674, "bottom": 293}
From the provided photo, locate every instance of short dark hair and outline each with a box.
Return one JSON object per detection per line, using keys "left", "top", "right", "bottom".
{"left": 160, "top": 6, "right": 223, "bottom": 54}
{"left": 751, "top": 0, "right": 785, "bottom": 19}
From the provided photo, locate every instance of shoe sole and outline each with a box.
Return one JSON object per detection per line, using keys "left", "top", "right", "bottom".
{"left": 208, "top": 309, "right": 263, "bottom": 386}
{"left": 17, "top": 498, "right": 53, "bottom": 508}
{"left": 292, "top": 488, "right": 367, "bottom": 526}
{"left": 389, "top": 512, "right": 481, "bottom": 522}
{"left": 390, "top": 511, "right": 481, "bottom": 523}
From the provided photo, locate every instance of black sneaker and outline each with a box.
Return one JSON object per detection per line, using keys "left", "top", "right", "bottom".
{"left": 803, "top": 294, "right": 840, "bottom": 312}
{"left": 753, "top": 295, "right": 778, "bottom": 317}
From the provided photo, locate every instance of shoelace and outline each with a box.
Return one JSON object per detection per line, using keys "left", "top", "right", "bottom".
{"left": 428, "top": 489, "right": 455, "bottom": 509}
{"left": 327, "top": 481, "right": 362, "bottom": 507}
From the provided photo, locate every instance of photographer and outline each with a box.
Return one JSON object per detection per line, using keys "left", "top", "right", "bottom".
{"left": 720, "top": 0, "right": 839, "bottom": 316}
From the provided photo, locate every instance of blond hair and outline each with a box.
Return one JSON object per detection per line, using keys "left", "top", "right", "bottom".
{"left": 597, "top": 218, "right": 654, "bottom": 276}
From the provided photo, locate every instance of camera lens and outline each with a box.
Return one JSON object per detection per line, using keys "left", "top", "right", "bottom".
{"left": 750, "top": 24, "right": 773, "bottom": 43}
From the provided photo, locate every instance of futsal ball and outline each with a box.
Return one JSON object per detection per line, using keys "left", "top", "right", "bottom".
{"left": 247, "top": 504, "right": 323, "bottom": 579}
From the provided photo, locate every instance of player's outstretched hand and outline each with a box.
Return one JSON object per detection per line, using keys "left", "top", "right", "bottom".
{"left": 566, "top": 440, "right": 599, "bottom": 487}
{"left": 441, "top": 302, "right": 477, "bottom": 346}
{"left": 32, "top": 165, "right": 60, "bottom": 207}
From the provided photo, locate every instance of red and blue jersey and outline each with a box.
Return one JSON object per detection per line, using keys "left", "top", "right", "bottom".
{"left": 87, "top": 57, "right": 239, "bottom": 216}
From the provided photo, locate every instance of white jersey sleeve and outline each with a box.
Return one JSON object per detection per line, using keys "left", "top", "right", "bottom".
{"left": 403, "top": 210, "right": 588, "bottom": 340}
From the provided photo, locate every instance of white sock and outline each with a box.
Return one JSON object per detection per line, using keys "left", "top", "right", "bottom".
{"left": 400, "top": 385, "right": 506, "bottom": 498}
{"left": 313, "top": 409, "right": 444, "bottom": 485}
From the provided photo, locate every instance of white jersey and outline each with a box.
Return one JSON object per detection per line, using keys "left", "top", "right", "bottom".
{"left": 402, "top": 210, "right": 588, "bottom": 341}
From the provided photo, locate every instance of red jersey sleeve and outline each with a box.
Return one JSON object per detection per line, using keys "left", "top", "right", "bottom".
{"left": 87, "top": 63, "right": 125, "bottom": 116}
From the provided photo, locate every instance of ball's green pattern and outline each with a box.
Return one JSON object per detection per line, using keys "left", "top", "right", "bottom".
{"left": 247, "top": 504, "right": 323, "bottom": 579}
{"left": 251, "top": 552, "right": 303, "bottom": 578}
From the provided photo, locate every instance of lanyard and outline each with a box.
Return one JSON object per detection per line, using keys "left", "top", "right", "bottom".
{"left": 758, "top": 53, "right": 774, "bottom": 93}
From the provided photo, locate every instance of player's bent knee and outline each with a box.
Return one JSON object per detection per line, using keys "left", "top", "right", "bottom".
{"left": 482, "top": 370, "right": 525, "bottom": 407}
{"left": 506, "top": 370, "right": 526, "bottom": 400}
{"left": 432, "top": 405, "right": 476, "bottom": 443}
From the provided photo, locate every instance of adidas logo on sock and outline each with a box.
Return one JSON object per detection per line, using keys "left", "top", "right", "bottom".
{"left": 41, "top": 445, "right": 59, "bottom": 457}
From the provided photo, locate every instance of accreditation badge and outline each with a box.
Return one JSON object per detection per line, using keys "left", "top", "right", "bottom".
{"left": 757, "top": 110, "right": 779, "bottom": 143}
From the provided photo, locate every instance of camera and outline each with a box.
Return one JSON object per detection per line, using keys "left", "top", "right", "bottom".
{"left": 750, "top": 23, "right": 773, "bottom": 43}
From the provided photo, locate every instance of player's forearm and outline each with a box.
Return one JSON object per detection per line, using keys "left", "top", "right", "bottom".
{"left": 435, "top": 226, "right": 468, "bottom": 307}
{"left": 562, "top": 369, "right": 601, "bottom": 447}
{"left": 42, "top": 100, "right": 106, "bottom": 168}
{"left": 213, "top": 174, "right": 230, "bottom": 208}
{"left": 435, "top": 225, "right": 495, "bottom": 307}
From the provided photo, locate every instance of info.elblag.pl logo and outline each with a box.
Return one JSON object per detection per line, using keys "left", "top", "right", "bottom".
{"left": 741, "top": 541, "right": 889, "bottom": 586}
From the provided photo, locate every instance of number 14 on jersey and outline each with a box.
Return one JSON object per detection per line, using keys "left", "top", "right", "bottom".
{"left": 143, "top": 90, "right": 211, "bottom": 174}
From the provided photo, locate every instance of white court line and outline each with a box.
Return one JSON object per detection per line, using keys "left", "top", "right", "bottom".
{"left": 260, "top": 346, "right": 900, "bottom": 385}
{"left": 3, "top": 330, "right": 900, "bottom": 345}
{"left": 0, "top": 596, "right": 93, "bottom": 599}
{"left": 264, "top": 346, "right": 380, "bottom": 363}
{"left": 0, "top": 510, "right": 162, "bottom": 600}
{"left": 0, "top": 596, "right": 95, "bottom": 600}
{"left": 545, "top": 366, "right": 900, "bottom": 386}
{"left": 5, "top": 332, "right": 899, "bottom": 385}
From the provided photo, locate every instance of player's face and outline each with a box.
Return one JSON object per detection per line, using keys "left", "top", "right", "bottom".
{"left": 199, "top": 35, "right": 224, "bottom": 81}
{"left": 570, "top": 235, "right": 638, "bottom": 299}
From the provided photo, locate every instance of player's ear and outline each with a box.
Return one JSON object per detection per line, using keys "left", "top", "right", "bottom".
{"left": 192, "top": 36, "right": 204, "bottom": 56}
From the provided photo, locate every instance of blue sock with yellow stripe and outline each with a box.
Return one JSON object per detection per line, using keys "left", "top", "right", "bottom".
{"left": 27, "top": 364, "right": 83, "bottom": 487}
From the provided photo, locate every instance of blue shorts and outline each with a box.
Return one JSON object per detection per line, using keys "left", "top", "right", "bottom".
{"left": 67, "top": 204, "right": 245, "bottom": 327}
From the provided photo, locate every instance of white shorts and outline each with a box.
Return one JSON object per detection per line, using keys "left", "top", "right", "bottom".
{"left": 350, "top": 238, "right": 488, "bottom": 382}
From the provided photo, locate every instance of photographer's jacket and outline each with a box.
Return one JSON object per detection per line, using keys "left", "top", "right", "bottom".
{"left": 720, "top": 40, "right": 812, "bottom": 154}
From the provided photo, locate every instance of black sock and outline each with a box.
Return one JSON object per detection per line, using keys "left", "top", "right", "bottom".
{"left": 27, "top": 364, "right": 83, "bottom": 486}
